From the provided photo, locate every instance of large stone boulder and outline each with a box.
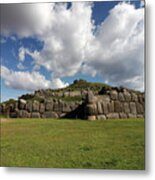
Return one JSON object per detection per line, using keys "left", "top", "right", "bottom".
{"left": 85, "top": 103, "right": 97, "bottom": 116}
{"left": 87, "top": 115, "right": 96, "bottom": 121}
{"left": 131, "top": 93, "right": 138, "bottom": 102}
{"left": 18, "top": 110, "right": 30, "bottom": 118}
{"left": 102, "top": 102, "right": 109, "bottom": 114}
{"left": 136, "top": 102, "right": 144, "bottom": 114}
{"left": 114, "top": 101, "right": 122, "bottom": 112}
{"left": 96, "top": 115, "right": 106, "bottom": 120}
{"left": 110, "top": 90, "right": 118, "bottom": 100}
{"left": 26, "top": 102, "right": 33, "bottom": 112}
{"left": 45, "top": 101, "right": 53, "bottom": 111}
{"left": 31, "top": 112, "right": 40, "bottom": 118}
{"left": 123, "top": 91, "right": 131, "bottom": 101}
{"left": 123, "top": 102, "right": 130, "bottom": 113}
{"left": 119, "top": 112, "right": 127, "bottom": 119}
{"left": 86, "top": 91, "right": 95, "bottom": 104}
{"left": 128, "top": 113, "right": 137, "bottom": 118}
{"left": 53, "top": 102, "right": 60, "bottom": 112}
{"left": 62, "top": 103, "right": 71, "bottom": 113}
{"left": 130, "top": 102, "right": 137, "bottom": 114}
{"left": 42, "top": 111, "right": 58, "bottom": 118}
{"left": 97, "top": 102, "right": 103, "bottom": 114}
{"left": 69, "top": 91, "right": 81, "bottom": 97}
{"left": 118, "top": 92, "right": 125, "bottom": 101}
{"left": 18, "top": 99, "right": 27, "bottom": 110}
{"left": 107, "top": 113, "right": 119, "bottom": 119}
{"left": 32, "top": 101, "right": 40, "bottom": 112}
{"left": 40, "top": 103, "right": 45, "bottom": 113}
{"left": 108, "top": 101, "right": 114, "bottom": 112}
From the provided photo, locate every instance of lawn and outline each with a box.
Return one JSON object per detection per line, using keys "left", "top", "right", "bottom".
{"left": 0, "top": 118, "right": 145, "bottom": 169}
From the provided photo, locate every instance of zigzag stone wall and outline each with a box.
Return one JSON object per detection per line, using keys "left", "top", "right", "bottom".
{"left": 0, "top": 99, "right": 83, "bottom": 119}
{"left": 0, "top": 88, "right": 144, "bottom": 120}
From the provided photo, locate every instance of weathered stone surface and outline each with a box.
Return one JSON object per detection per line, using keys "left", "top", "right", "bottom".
{"left": 18, "top": 110, "right": 30, "bottom": 118}
{"left": 136, "top": 102, "right": 144, "bottom": 114}
{"left": 96, "top": 115, "right": 106, "bottom": 120}
{"left": 42, "top": 111, "right": 58, "bottom": 118}
{"left": 31, "top": 112, "right": 40, "bottom": 118}
{"left": 63, "top": 91, "right": 70, "bottom": 97}
{"left": 97, "top": 102, "right": 103, "bottom": 114}
{"left": 1, "top": 85, "right": 145, "bottom": 119}
{"left": 110, "top": 90, "right": 118, "bottom": 100}
{"left": 107, "top": 113, "right": 119, "bottom": 119}
{"left": 56, "top": 92, "right": 63, "bottom": 97}
{"left": 81, "top": 90, "right": 88, "bottom": 97}
{"left": 114, "top": 101, "right": 122, "bottom": 112}
{"left": 131, "top": 93, "right": 138, "bottom": 102}
{"left": 130, "top": 102, "right": 137, "bottom": 114}
{"left": 45, "top": 101, "right": 53, "bottom": 111}
{"left": 124, "top": 102, "right": 130, "bottom": 113}
{"left": 18, "top": 99, "right": 27, "bottom": 110}
{"left": 102, "top": 102, "right": 108, "bottom": 114}
{"left": 137, "top": 114, "right": 144, "bottom": 118}
{"left": 87, "top": 115, "right": 96, "bottom": 120}
{"left": 40, "top": 103, "right": 45, "bottom": 113}
{"left": 69, "top": 91, "right": 81, "bottom": 97}
{"left": 118, "top": 92, "right": 125, "bottom": 101}
{"left": 119, "top": 112, "right": 127, "bottom": 119}
{"left": 53, "top": 102, "right": 60, "bottom": 112}
{"left": 62, "top": 103, "right": 71, "bottom": 113}
{"left": 85, "top": 104, "right": 97, "bottom": 115}
{"left": 26, "top": 102, "right": 33, "bottom": 112}
{"left": 33, "top": 101, "right": 40, "bottom": 112}
{"left": 108, "top": 101, "right": 114, "bottom": 112}
{"left": 100, "top": 95, "right": 110, "bottom": 102}
{"left": 69, "top": 102, "right": 77, "bottom": 111}
{"left": 124, "top": 91, "right": 131, "bottom": 101}
{"left": 87, "top": 91, "right": 95, "bottom": 103}
{"left": 127, "top": 113, "right": 137, "bottom": 118}
{"left": 138, "top": 94, "right": 144, "bottom": 104}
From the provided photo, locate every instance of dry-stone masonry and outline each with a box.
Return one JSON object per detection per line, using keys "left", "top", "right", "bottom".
{"left": 84, "top": 88, "right": 144, "bottom": 120}
{"left": 0, "top": 87, "right": 144, "bottom": 120}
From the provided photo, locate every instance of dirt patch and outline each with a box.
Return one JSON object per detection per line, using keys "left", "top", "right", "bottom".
{"left": 0, "top": 118, "right": 14, "bottom": 122}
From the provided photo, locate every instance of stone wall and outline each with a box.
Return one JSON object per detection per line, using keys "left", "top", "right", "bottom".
{"left": 0, "top": 98, "right": 83, "bottom": 119}
{"left": 84, "top": 89, "right": 144, "bottom": 120}
{"left": 0, "top": 88, "right": 144, "bottom": 120}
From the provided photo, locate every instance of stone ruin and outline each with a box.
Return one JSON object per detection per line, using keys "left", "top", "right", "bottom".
{"left": 0, "top": 86, "right": 145, "bottom": 120}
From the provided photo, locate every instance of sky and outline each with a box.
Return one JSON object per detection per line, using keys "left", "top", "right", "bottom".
{"left": 0, "top": 0, "right": 145, "bottom": 102}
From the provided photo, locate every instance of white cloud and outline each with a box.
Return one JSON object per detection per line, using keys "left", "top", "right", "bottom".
{"left": 51, "top": 78, "right": 69, "bottom": 89}
{"left": 17, "top": 62, "right": 25, "bottom": 70}
{"left": 1, "top": 66, "right": 68, "bottom": 90}
{"left": 84, "top": 2, "right": 144, "bottom": 90}
{"left": 1, "top": 2, "right": 144, "bottom": 91}
{"left": 18, "top": 47, "right": 26, "bottom": 61}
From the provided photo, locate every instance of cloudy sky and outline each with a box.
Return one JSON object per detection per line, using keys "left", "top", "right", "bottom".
{"left": 0, "top": 1, "right": 144, "bottom": 102}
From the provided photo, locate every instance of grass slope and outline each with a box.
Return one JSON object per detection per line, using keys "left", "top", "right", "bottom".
{"left": 1, "top": 118, "right": 144, "bottom": 169}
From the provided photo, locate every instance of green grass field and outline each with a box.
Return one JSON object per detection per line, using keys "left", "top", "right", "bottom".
{"left": 0, "top": 118, "right": 145, "bottom": 169}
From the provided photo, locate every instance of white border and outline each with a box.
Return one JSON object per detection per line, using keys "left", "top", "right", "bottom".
{"left": 0, "top": 0, "right": 155, "bottom": 180}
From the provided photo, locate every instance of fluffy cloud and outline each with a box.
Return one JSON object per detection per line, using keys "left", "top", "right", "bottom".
{"left": 1, "top": 66, "right": 68, "bottom": 90}
{"left": 1, "top": 2, "right": 144, "bottom": 91}
{"left": 84, "top": 2, "right": 144, "bottom": 90}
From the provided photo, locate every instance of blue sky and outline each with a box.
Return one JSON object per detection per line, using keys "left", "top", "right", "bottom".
{"left": 0, "top": 1, "right": 144, "bottom": 102}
